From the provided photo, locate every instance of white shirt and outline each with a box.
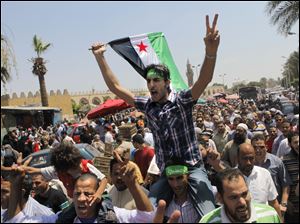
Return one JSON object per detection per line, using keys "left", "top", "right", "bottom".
{"left": 105, "top": 132, "right": 114, "bottom": 144}
{"left": 108, "top": 186, "right": 149, "bottom": 210}
{"left": 41, "top": 163, "right": 105, "bottom": 181}
{"left": 1, "top": 196, "right": 57, "bottom": 223}
{"left": 144, "top": 132, "right": 154, "bottom": 147}
{"left": 73, "top": 207, "right": 155, "bottom": 223}
{"left": 62, "top": 135, "right": 75, "bottom": 144}
{"left": 276, "top": 138, "right": 291, "bottom": 159}
{"left": 114, "top": 207, "right": 155, "bottom": 223}
{"left": 244, "top": 166, "right": 278, "bottom": 204}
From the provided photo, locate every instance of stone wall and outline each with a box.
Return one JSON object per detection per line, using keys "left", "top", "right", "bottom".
{"left": 1, "top": 89, "right": 73, "bottom": 120}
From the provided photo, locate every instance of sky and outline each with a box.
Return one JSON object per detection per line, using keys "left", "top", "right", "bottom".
{"left": 1, "top": 1, "right": 299, "bottom": 96}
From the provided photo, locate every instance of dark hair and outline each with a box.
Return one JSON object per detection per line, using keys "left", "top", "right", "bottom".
{"left": 22, "top": 175, "right": 33, "bottom": 200}
{"left": 132, "top": 134, "right": 144, "bottom": 144}
{"left": 144, "top": 64, "right": 170, "bottom": 81}
{"left": 74, "top": 173, "right": 99, "bottom": 191}
{"left": 51, "top": 142, "right": 83, "bottom": 172}
{"left": 165, "top": 156, "right": 189, "bottom": 169}
{"left": 251, "top": 133, "right": 265, "bottom": 143}
{"left": 215, "top": 168, "right": 245, "bottom": 195}
{"left": 109, "top": 156, "right": 126, "bottom": 174}
{"left": 287, "top": 131, "right": 299, "bottom": 144}
{"left": 61, "top": 131, "right": 67, "bottom": 136}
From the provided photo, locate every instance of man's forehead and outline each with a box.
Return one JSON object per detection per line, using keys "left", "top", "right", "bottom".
{"left": 252, "top": 140, "right": 265, "bottom": 145}
{"left": 76, "top": 179, "right": 97, "bottom": 188}
{"left": 1, "top": 180, "right": 11, "bottom": 188}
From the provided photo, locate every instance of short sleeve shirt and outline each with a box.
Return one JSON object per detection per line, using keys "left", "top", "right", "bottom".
{"left": 134, "top": 89, "right": 201, "bottom": 171}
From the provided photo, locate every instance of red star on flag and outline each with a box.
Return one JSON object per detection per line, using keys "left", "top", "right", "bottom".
{"left": 136, "top": 41, "right": 148, "bottom": 52}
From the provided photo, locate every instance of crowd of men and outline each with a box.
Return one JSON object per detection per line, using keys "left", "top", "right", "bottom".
{"left": 1, "top": 13, "right": 299, "bottom": 223}
{"left": 1, "top": 94, "right": 299, "bottom": 223}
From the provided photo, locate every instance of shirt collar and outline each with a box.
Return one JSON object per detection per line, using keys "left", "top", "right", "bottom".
{"left": 221, "top": 202, "right": 257, "bottom": 223}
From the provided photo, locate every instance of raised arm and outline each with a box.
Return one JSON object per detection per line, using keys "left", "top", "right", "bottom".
{"left": 114, "top": 151, "right": 153, "bottom": 212}
{"left": 5, "top": 167, "right": 26, "bottom": 221}
{"left": 91, "top": 43, "right": 135, "bottom": 106}
{"left": 191, "top": 14, "right": 220, "bottom": 101}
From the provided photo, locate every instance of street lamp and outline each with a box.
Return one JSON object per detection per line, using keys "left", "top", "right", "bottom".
{"left": 192, "top": 64, "right": 201, "bottom": 80}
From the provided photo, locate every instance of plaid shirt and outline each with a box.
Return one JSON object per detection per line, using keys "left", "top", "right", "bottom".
{"left": 134, "top": 89, "right": 202, "bottom": 171}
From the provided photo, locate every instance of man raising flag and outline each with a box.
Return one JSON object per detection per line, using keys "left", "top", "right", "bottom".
{"left": 91, "top": 14, "right": 220, "bottom": 219}
{"left": 108, "top": 32, "right": 188, "bottom": 91}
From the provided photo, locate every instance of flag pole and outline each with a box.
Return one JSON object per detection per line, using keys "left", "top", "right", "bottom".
{"left": 88, "top": 43, "right": 108, "bottom": 50}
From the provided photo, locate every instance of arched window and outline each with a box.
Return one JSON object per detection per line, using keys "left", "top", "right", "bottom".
{"left": 79, "top": 98, "right": 89, "bottom": 105}
{"left": 92, "top": 97, "right": 101, "bottom": 105}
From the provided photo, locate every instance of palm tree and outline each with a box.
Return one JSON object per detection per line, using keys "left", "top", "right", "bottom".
{"left": 1, "top": 34, "right": 17, "bottom": 86}
{"left": 282, "top": 50, "right": 299, "bottom": 88}
{"left": 31, "top": 35, "right": 51, "bottom": 106}
{"left": 265, "top": 1, "right": 299, "bottom": 36}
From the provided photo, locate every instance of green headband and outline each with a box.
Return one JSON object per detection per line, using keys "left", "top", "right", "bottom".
{"left": 165, "top": 165, "right": 188, "bottom": 177}
{"left": 146, "top": 68, "right": 164, "bottom": 79}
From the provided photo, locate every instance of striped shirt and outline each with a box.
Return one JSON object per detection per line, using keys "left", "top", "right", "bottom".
{"left": 282, "top": 149, "right": 299, "bottom": 213}
{"left": 199, "top": 202, "right": 281, "bottom": 223}
{"left": 135, "top": 89, "right": 201, "bottom": 171}
{"left": 165, "top": 195, "right": 200, "bottom": 223}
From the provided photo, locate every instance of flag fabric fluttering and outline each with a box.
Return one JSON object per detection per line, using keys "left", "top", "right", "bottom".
{"left": 108, "top": 32, "right": 188, "bottom": 91}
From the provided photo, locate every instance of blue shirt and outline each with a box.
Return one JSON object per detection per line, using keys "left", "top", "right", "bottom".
{"left": 134, "top": 89, "right": 201, "bottom": 171}
{"left": 259, "top": 153, "right": 292, "bottom": 202}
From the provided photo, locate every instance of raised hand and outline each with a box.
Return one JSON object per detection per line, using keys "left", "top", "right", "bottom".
{"left": 153, "top": 200, "right": 181, "bottom": 223}
{"left": 90, "top": 42, "right": 107, "bottom": 56}
{"left": 204, "top": 14, "right": 220, "bottom": 56}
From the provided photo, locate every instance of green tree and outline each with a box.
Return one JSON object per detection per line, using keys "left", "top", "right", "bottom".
{"left": 30, "top": 35, "right": 51, "bottom": 106}
{"left": 282, "top": 50, "right": 299, "bottom": 88}
{"left": 265, "top": 1, "right": 299, "bottom": 36}
{"left": 247, "top": 81, "right": 263, "bottom": 88}
{"left": 72, "top": 101, "right": 81, "bottom": 115}
{"left": 259, "top": 77, "right": 268, "bottom": 88}
{"left": 1, "top": 34, "right": 17, "bottom": 87}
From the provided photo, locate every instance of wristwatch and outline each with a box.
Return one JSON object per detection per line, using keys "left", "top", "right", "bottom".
{"left": 281, "top": 202, "right": 288, "bottom": 207}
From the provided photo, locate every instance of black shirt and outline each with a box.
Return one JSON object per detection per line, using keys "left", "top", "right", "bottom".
{"left": 34, "top": 187, "right": 68, "bottom": 213}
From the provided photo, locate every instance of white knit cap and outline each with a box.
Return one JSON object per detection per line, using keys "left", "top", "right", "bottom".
{"left": 237, "top": 123, "right": 248, "bottom": 131}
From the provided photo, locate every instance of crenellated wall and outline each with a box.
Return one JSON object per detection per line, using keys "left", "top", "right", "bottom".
{"left": 1, "top": 86, "right": 223, "bottom": 120}
{"left": 1, "top": 88, "right": 150, "bottom": 120}
{"left": 1, "top": 89, "right": 73, "bottom": 120}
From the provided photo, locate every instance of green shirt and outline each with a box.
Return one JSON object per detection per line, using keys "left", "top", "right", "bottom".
{"left": 199, "top": 202, "right": 281, "bottom": 223}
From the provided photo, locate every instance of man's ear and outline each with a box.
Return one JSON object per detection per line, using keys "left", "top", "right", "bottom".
{"left": 165, "top": 80, "right": 171, "bottom": 88}
{"left": 216, "top": 192, "right": 224, "bottom": 204}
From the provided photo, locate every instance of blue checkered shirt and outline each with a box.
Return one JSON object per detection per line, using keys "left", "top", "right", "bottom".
{"left": 134, "top": 89, "right": 202, "bottom": 171}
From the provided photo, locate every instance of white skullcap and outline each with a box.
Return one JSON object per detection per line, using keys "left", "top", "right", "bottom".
{"left": 237, "top": 123, "right": 248, "bottom": 131}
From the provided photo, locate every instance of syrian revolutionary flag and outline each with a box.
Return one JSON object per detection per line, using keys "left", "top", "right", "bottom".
{"left": 108, "top": 32, "right": 188, "bottom": 91}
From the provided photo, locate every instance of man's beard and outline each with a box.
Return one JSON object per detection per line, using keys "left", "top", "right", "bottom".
{"left": 234, "top": 133, "right": 246, "bottom": 145}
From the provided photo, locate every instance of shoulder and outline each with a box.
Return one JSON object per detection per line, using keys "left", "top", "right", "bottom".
{"left": 252, "top": 202, "right": 280, "bottom": 222}
{"left": 266, "top": 153, "right": 283, "bottom": 164}
{"left": 199, "top": 207, "right": 222, "bottom": 223}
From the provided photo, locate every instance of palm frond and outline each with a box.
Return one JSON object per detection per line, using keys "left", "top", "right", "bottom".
{"left": 265, "top": 1, "right": 299, "bottom": 35}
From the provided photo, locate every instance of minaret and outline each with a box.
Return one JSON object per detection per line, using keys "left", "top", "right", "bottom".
{"left": 186, "top": 59, "right": 194, "bottom": 87}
